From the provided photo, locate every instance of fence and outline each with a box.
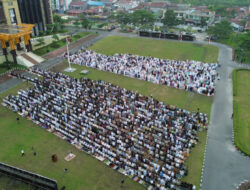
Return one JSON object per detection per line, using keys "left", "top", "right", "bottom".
{"left": 0, "top": 67, "right": 27, "bottom": 78}
{"left": 0, "top": 162, "right": 58, "bottom": 190}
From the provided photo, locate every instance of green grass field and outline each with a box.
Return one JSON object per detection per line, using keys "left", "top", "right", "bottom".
{"left": 0, "top": 83, "right": 144, "bottom": 190}
{"left": 89, "top": 36, "right": 219, "bottom": 63}
{"left": 65, "top": 64, "right": 212, "bottom": 115}
{"left": 0, "top": 71, "right": 208, "bottom": 190}
{"left": 181, "top": 131, "right": 207, "bottom": 189}
{"left": 64, "top": 63, "right": 209, "bottom": 189}
{"left": 233, "top": 69, "right": 250, "bottom": 155}
{"left": 0, "top": 36, "right": 216, "bottom": 190}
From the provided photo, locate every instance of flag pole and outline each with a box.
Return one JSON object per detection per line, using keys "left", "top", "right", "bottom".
{"left": 66, "top": 38, "right": 71, "bottom": 69}
{"left": 64, "top": 37, "right": 76, "bottom": 72}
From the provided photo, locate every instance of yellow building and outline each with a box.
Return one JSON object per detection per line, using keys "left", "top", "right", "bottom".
{"left": 0, "top": 0, "right": 21, "bottom": 25}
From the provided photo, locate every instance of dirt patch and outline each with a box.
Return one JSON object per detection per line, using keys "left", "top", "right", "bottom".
{"left": 0, "top": 70, "right": 26, "bottom": 83}
{"left": 0, "top": 74, "right": 11, "bottom": 83}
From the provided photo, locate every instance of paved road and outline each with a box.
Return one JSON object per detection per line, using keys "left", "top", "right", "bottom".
{"left": 201, "top": 42, "right": 250, "bottom": 190}
{"left": 0, "top": 77, "right": 23, "bottom": 94}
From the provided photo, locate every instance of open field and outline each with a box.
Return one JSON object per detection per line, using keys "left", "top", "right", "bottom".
{"left": 0, "top": 70, "right": 208, "bottom": 190}
{"left": 0, "top": 83, "right": 144, "bottom": 190}
{"left": 233, "top": 69, "right": 250, "bottom": 155}
{"left": 181, "top": 131, "right": 207, "bottom": 189}
{"left": 64, "top": 63, "right": 212, "bottom": 115}
{"left": 62, "top": 63, "right": 209, "bottom": 189}
{"left": 0, "top": 36, "right": 216, "bottom": 189}
{"left": 89, "top": 36, "right": 219, "bottom": 63}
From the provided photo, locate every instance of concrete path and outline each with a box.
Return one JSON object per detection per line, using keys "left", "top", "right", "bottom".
{"left": 0, "top": 77, "right": 23, "bottom": 94}
{"left": 201, "top": 42, "right": 250, "bottom": 190}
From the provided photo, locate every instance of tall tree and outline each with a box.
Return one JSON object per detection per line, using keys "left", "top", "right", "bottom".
{"left": 78, "top": 15, "right": 90, "bottom": 30}
{"left": 116, "top": 12, "right": 132, "bottom": 25}
{"left": 53, "top": 14, "right": 65, "bottom": 30}
{"left": 132, "top": 10, "right": 155, "bottom": 25}
{"left": 162, "top": 10, "right": 177, "bottom": 28}
{"left": 239, "top": 32, "right": 250, "bottom": 51}
{"left": 200, "top": 17, "right": 207, "bottom": 27}
{"left": 73, "top": 20, "right": 80, "bottom": 28}
{"left": 207, "top": 20, "right": 233, "bottom": 40}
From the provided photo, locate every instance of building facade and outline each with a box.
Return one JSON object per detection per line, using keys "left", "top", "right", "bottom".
{"left": 0, "top": 0, "right": 22, "bottom": 25}
{"left": 51, "top": 0, "right": 72, "bottom": 13}
{"left": 17, "top": 0, "right": 53, "bottom": 35}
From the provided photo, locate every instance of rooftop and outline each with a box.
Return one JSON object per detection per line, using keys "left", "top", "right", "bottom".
{"left": 67, "top": 10, "right": 85, "bottom": 14}
{"left": 88, "top": 1, "right": 105, "bottom": 6}
{"left": 150, "top": 2, "right": 168, "bottom": 8}
{"left": 69, "top": 1, "right": 87, "bottom": 6}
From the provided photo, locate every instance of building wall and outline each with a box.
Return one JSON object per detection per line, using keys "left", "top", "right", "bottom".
{"left": 51, "top": 0, "right": 72, "bottom": 12}
{"left": 17, "top": 0, "right": 53, "bottom": 35}
{"left": 0, "top": 1, "right": 6, "bottom": 24}
{"left": 1, "top": 0, "right": 21, "bottom": 25}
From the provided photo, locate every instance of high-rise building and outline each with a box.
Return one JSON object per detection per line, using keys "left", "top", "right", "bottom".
{"left": 51, "top": 0, "right": 72, "bottom": 13}
{"left": 17, "top": 0, "right": 53, "bottom": 35}
{"left": 0, "top": 0, "right": 22, "bottom": 25}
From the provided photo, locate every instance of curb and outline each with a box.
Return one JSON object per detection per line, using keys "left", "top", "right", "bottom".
{"left": 0, "top": 67, "right": 27, "bottom": 78}
{"left": 200, "top": 128, "right": 209, "bottom": 190}
{"left": 232, "top": 127, "right": 250, "bottom": 159}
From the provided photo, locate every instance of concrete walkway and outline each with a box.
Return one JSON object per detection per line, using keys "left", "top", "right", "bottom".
{"left": 0, "top": 77, "right": 23, "bottom": 94}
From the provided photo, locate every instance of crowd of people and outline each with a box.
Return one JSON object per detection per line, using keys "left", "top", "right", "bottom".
{"left": 63, "top": 50, "right": 218, "bottom": 96}
{"left": 4, "top": 69, "right": 208, "bottom": 189}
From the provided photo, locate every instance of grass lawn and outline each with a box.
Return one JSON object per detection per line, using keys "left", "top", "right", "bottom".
{"left": 63, "top": 63, "right": 210, "bottom": 190}
{"left": 0, "top": 35, "right": 216, "bottom": 189}
{"left": 0, "top": 62, "right": 26, "bottom": 75}
{"left": 233, "top": 69, "right": 250, "bottom": 155}
{"left": 0, "top": 71, "right": 209, "bottom": 190}
{"left": 33, "top": 32, "right": 91, "bottom": 56}
{"left": 89, "top": 36, "right": 219, "bottom": 63}
{"left": 0, "top": 83, "right": 144, "bottom": 190}
{"left": 181, "top": 131, "right": 207, "bottom": 189}
{"left": 65, "top": 63, "right": 212, "bottom": 115}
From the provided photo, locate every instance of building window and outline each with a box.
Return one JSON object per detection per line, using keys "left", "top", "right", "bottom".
{"left": 9, "top": 8, "right": 17, "bottom": 24}
{"left": 8, "top": 2, "right": 13, "bottom": 6}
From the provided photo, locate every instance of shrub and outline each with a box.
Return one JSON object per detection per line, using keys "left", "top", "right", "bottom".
{"left": 50, "top": 42, "right": 60, "bottom": 48}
